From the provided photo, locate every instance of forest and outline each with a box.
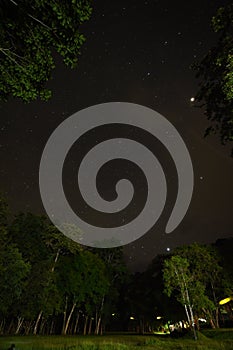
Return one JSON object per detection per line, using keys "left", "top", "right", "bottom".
{"left": 0, "top": 195, "right": 232, "bottom": 337}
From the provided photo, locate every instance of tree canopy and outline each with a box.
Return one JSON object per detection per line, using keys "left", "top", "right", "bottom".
{"left": 0, "top": 195, "right": 232, "bottom": 335}
{"left": 163, "top": 243, "right": 232, "bottom": 330}
{"left": 194, "top": 3, "right": 233, "bottom": 154}
{"left": 0, "top": 0, "right": 92, "bottom": 102}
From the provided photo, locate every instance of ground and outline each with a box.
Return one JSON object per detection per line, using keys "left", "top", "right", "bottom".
{"left": 0, "top": 329, "right": 233, "bottom": 350}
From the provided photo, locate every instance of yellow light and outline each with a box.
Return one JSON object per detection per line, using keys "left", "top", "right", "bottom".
{"left": 130, "top": 316, "right": 135, "bottom": 320}
{"left": 156, "top": 316, "right": 162, "bottom": 320}
{"left": 219, "top": 296, "right": 232, "bottom": 305}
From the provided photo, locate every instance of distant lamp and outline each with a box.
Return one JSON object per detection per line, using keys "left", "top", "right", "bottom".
{"left": 156, "top": 316, "right": 162, "bottom": 320}
{"left": 190, "top": 97, "right": 195, "bottom": 102}
{"left": 111, "top": 313, "right": 115, "bottom": 316}
{"left": 219, "top": 296, "right": 232, "bottom": 305}
{"left": 130, "top": 316, "right": 135, "bottom": 320}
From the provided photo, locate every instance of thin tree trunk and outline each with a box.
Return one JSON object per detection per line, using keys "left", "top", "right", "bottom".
{"left": 15, "top": 317, "right": 24, "bottom": 335}
{"left": 39, "top": 317, "right": 46, "bottom": 335}
{"left": 73, "top": 311, "right": 80, "bottom": 334}
{"left": 83, "top": 315, "right": 88, "bottom": 335}
{"left": 51, "top": 248, "right": 60, "bottom": 272}
{"left": 7, "top": 318, "right": 14, "bottom": 334}
{"left": 95, "top": 316, "right": 102, "bottom": 335}
{"left": 0, "top": 319, "right": 5, "bottom": 334}
{"left": 215, "top": 307, "right": 220, "bottom": 328}
{"left": 62, "top": 296, "right": 68, "bottom": 334}
{"left": 184, "top": 287, "right": 197, "bottom": 340}
{"left": 63, "top": 302, "right": 76, "bottom": 335}
{"left": 184, "top": 303, "right": 191, "bottom": 325}
{"left": 88, "top": 317, "right": 93, "bottom": 335}
{"left": 209, "top": 318, "right": 216, "bottom": 328}
{"left": 211, "top": 281, "right": 220, "bottom": 328}
{"left": 95, "top": 296, "right": 105, "bottom": 335}
{"left": 49, "top": 319, "right": 54, "bottom": 335}
{"left": 25, "top": 321, "right": 33, "bottom": 335}
{"left": 33, "top": 310, "right": 43, "bottom": 335}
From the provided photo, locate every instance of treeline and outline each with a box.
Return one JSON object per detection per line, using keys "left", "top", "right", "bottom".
{"left": 0, "top": 197, "right": 128, "bottom": 336}
{"left": 0, "top": 196, "right": 232, "bottom": 336}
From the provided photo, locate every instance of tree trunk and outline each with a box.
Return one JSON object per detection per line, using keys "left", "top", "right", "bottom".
{"left": 88, "top": 317, "right": 93, "bottom": 335}
{"left": 95, "top": 296, "right": 105, "bottom": 335}
{"left": 25, "top": 321, "right": 33, "bottom": 335}
{"left": 215, "top": 307, "right": 220, "bottom": 328}
{"left": 63, "top": 302, "right": 76, "bottom": 335}
{"left": 7, "top": 318, "right": 14, "bottom": 334}
{"left": 184, "top": 287, "right": 197, "bottom": 340}
{"left": 15, "top": 317, "right": 24, "bottom": 335}
{"left": 62, "top": 296, "right": 68, "bottom": 334}
{"left": 95, "top": 316, "right": 102, "bottom": 335}
{"left": 202, "top": 307, "right": 216, "bottom": 328}
{"left": 73, "top": 310, "right": 80, "bottom": 334}
{"left": 0, "top": 319, "right": 5, "bottom": 335}
{"left": 33, "top": 310, "right": 43, "bottom": 335}
{"left": 51, "top": 248, "right": 60, "bottom": 272}
{"left": 184, "top": 303, "right": 191, "bottom": 324}
{"left": 83, "top": 315, "right": 88, "bottom": 335}
{"left": 211, "top": 281, "right": 220, "bottom": 328}
{"left": 39, "top": 317, "right": 46, "bottom": 335}
{"left": 49, "top": 319, "right": 54, "bottom": 335}
{"left": 209, "top": 318, "right": 216, "bottom": 328}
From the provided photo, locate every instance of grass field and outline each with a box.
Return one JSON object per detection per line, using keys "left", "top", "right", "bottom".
{"left": 0, "top": 329, "right": 233, "bottom": 350}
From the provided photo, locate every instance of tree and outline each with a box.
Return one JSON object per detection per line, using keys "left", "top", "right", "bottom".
{"left": 0, "top": 229, "right": 30, "bottom": 319}
{"left": 163, "top": 244, "right": 228, "bottom": 330}
{"left": 174, "top": 243, "right": 224, "bottom": 328}
{"left": 57, "top": 249, "right": 109, "bottom": 335}
{"left": 0, "top": 197, "right": 30, "bottom": 333}
{"left": 0, "top": 193, "right": 10, "bottom": 226}
{"left": 194, "top": 3, "right": 233, "bottom": 154}
{"left": 91, "top": 247, "right": 128, "bottom": 334}
{"left": 163, "top": 255, "right": 197, "bottom": 339}
{"left": 0, "top": 0, "right": 92, "bottom": 102}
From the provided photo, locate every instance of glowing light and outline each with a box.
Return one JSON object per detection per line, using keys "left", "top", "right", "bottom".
{"left": 166, "top": 247, "right": 170, "bottom": 252}
{"left": 156, "top": 316, "right": 162, "bottom": 320}
{"left": 219, "top": 296, "right": 232, "bottom": 305}
{"left": 130, "top": 316, "right": 135, "bottom": 320}
{"left": 190, "top": 97, "right": 195, "bottom": 102}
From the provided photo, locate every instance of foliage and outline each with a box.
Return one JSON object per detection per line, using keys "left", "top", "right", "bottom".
{"left": 0, "top": 197, "right": 128, "bottom": 335}
{"left": 0, "top": 193, "right": 10, "bottom": 226}
{"left": 194, "top": 3, "right": 233, "bottom": 154}
{"left": 0, "top": 201, "right": 30, "bottom": 317}
{"left": 163, "top": 243, "right": 230, "bottom": 329}
{"left": 0, "top": 0, "right": 92, "bottom": 102}
{"left": 0, "top": 196, "right": 232, "bottom": 336}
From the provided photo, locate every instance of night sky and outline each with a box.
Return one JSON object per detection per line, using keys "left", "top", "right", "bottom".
{"left": 0, "top": 0, "right": 232, "bottom": 271}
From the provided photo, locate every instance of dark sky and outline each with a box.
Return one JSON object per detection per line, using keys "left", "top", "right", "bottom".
{"left": 0, "top": 0, "right": 232, "bottom": 271}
